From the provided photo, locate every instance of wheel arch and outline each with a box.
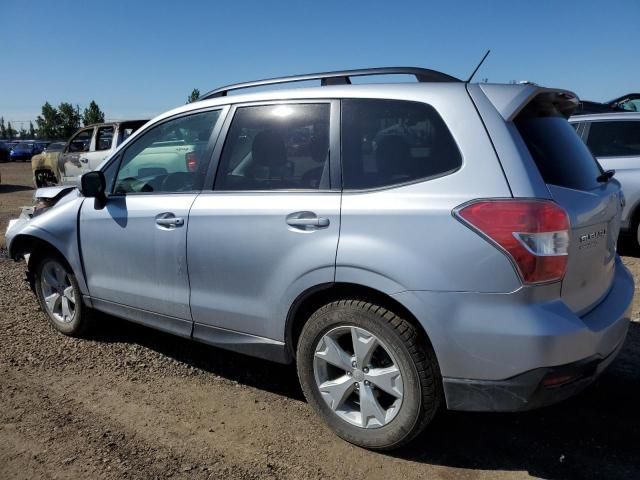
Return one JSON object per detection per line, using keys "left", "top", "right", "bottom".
{"left": 285, "top": 282, "right": 433, "bottom": 360}
{"left": 9, "top": 234, "right": 77, "bottom": 289}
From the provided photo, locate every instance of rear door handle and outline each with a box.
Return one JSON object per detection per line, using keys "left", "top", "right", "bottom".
{"left": 286, "top": 211, "right": 330, "bottom": 229}
{"left": 155, "top": 214, "right": 184, "bottom": 228}
{"left": 80, "top": 157, "right": 89, "bottom": 164}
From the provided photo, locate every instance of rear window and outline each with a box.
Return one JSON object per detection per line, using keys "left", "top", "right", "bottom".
{"left": 586, "top": 121, "right": 640, "bottom": 157}
{"left": 515, "top": 101, "right": 603, "bottom": 190}
{"left": 341, "top": 99, "right": 461, "bottom": 189}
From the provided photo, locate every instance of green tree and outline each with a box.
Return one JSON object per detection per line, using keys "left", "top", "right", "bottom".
{"left": 36, "top": 102, "right": 61, "bottom": 139}
{"left": 187, "top": 88, "right": 200, "bottom": 104}
{"left": 0, "top": 117, "right": 6, "bottom": 138}
{"left": 28, "top": 121, "right": 36, "bottom": 139}
{"left": 6, "top": 121, "right": 15, "bottom": 139}
{"left": 58, "top": 102, "right": 81, "bottom": 139}
{"left": 82, "top": 100, "right": 105, "bottom": 126}
{"left": 19, "top": 126, "right": 28, "bottom": 139}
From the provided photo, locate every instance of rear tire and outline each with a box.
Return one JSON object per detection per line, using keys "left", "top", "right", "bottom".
{"left": 297, "top": 300, "right": 442, "bottom": 450}
{"left": 34, "top": 254, "right": 92, "bottom": 336}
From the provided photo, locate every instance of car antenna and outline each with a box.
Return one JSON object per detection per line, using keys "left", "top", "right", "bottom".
{"left": 466, "top": 50, "right": 491, "bottom": 83}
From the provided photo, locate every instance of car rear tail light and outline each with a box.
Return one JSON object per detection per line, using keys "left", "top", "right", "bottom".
{"left": 185, "top": 151, "right": 198, "bottom": 172}
{"left": 455, "top": 199, "right": 570, "bottom": 284}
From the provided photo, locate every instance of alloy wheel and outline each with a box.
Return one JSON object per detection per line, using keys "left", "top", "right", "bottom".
{"left": 313, "top": 326, "right": 404, "bottom": 429}
{"left": 40, "top": 260, "right": 76, "bottom": 324}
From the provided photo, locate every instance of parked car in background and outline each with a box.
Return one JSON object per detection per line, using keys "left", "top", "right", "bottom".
{"left": 31, "top": 142, "right": 66, "bottom": 187}
{"left": 570, "top": 112, "right": 640, "bottom": 246}
{"left": 0, "top": 141, "right": 10, "bottom": 162}
{"left": 5, "top": 68, "right": 633, "bottom": 450}
{"left": 9, "top": 142, "right": 40, "bottom": 162}
{"left": 57, "top": 120, "right": 148, "bottom": 184}
{"left": 574, "top": 93, "right": 640, "bottom": 115}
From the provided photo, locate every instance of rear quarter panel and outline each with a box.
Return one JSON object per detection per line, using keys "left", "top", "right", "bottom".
{"left": 336, "top": 86, "right": 520, "bottom": 294}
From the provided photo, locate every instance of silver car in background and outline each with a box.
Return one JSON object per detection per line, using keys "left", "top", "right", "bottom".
{"left": 5, "top": 67, "right": 634, "bottom": 450}
{"left": 570, "top": 113, "right": 640, "bottom": 246}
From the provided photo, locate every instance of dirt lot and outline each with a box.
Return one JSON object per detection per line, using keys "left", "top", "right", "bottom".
{"left": 1, "top": 161, "right": 639, "bottom": 480}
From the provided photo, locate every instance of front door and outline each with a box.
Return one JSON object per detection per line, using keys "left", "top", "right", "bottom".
{"left": 187, "top": 101, "right": 341, "bottom": 343}
{"left": 59, "top": 127, "right": 94, "bottom": 184}
{"left": 79, "top": 108, "right": 224, "bottom": 333}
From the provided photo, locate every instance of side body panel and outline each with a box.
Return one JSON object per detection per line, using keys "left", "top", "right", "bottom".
{"left": 79, "top": 194, "right": 196, "bottom": 320}
{"left": 467, "top": 83, "right": 552, "bottom": 198}
{"left": 6, "top": 192, "right": 89, "bottom": 294}
{"left": 188, "top": 193, "right": 340, "bottom": 341}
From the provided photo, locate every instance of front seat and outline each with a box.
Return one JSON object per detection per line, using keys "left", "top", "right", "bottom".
{"left": 250, "top": 130, "right": 291, "bottom": 188}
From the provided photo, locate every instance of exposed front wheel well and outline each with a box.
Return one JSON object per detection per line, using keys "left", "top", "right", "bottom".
{"left": 285, "top": 282, "right": 433, "bottom": 360}
{"left": 9, "top": 235, "right": 69, "bottom": 284}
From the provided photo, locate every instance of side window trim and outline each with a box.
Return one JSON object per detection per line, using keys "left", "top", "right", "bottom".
{"left": 107, "top": 106, "right": 227, "bottom": 196}
{"left": 89, "top": 127, "right": 97, "bottom": 152}
{"left": 582, "top": 121, "right": 591, "bottom": 143}
{"left": 205, "top": 99, "right": 340, "bottom": 193}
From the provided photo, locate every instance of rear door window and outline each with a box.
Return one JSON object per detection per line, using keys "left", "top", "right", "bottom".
{"left": 341, "top": 99, "right": 461, "bottom": 189}
{"left": 96, "top": 126, "right": 115, "bottom": 151}
{"left": 586, "top": 121, "right": 640, "bottom": 157}
{"left": 215, "top": 103, "right": 331, "bottom": 191}
{"left": 515, "top": 102, "right": 603, "bottom": 190}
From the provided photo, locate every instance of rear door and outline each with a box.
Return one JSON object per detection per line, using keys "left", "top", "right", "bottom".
{"left": 515, "top": 100, "right": 623, "bottom": 314}
{"left": 187, "top": 101, "right": 341, "bottom": 344}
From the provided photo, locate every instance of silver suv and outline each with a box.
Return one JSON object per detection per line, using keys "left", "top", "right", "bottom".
{"left": 570, "top": 113, "right": 640, "bottom": 247}
{"left": 5, "top": 68, "right": 634, "bottom": 450}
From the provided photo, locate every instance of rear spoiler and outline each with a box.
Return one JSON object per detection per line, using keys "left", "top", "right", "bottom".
{"left": 478, "top": 84, "right": 579, "bottom": 121}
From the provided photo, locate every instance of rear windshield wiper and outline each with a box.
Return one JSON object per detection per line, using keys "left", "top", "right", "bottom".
{"left": 597, "top": 169, "right": 615, "bottom": 183}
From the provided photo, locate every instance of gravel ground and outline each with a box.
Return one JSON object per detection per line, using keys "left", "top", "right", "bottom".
{"left": 1, "top": 162, "right": 640, "bottom": 480}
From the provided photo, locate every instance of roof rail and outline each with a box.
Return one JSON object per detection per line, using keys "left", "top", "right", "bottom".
{"left": 199, "top": 67, "right": 461, "bottom": 100}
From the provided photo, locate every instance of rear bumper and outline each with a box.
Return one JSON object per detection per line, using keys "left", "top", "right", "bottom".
{"left": 392, "top": 256, "right": 633, "bottom": 412}
{"left": 442, "top": 335, "right": 625, "bottom": 412}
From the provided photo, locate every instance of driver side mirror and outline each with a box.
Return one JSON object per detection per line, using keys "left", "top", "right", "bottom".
{"left": 79, "top": 171, "right": 107, "bottom": 208}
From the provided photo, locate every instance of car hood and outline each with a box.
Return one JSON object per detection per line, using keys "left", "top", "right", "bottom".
{"left": 34, "top": 185, "right": 76, "bottom": 200}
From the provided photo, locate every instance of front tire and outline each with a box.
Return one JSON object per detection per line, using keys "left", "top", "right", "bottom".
{"left": 34, "top": 254, "right": 92, "bottom": 336}
{"left": 297, "top": 300, "right": 442, "bottom": 450}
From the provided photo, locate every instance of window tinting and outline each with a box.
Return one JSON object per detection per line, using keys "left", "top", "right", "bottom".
{"left": 341, "top": 99, "right": 461, "bottom": 189}
{"left": 113, "top": 110, "right": 220, "bottom": 194}
{"left": 586, "top": 121, "right": 640, "bottom": 157}
{"left": 515, "top": 101, "right": 602, "bottom": 191}
{"left": 215, "top": 104, "right": 330, "bottom": 191}
{"left": 96, "top": 126, "right": 114, "bottom": 151}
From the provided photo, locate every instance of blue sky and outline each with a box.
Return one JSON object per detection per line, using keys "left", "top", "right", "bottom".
{"left": 2, "top": 0, "right": 639, "bottom": 128}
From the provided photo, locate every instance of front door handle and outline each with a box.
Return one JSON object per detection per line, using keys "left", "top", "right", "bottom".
{"left": 155, "top": 213, "right": 184, "bottom": 228}
{"left": 286, "top": 211, "right": 330, "bottom": 229}
{"left": 80, "top": 157, "right": 89, "bottom": 164}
